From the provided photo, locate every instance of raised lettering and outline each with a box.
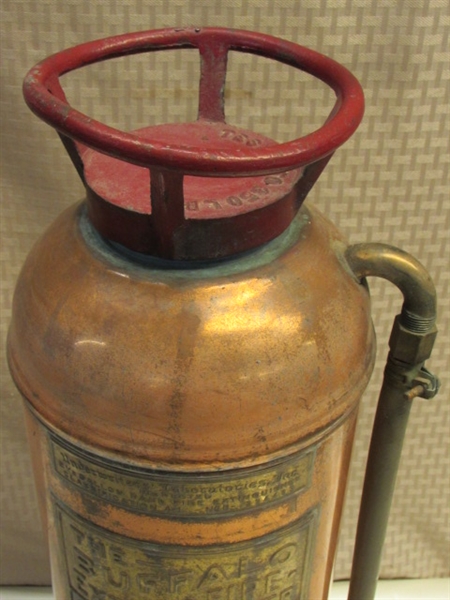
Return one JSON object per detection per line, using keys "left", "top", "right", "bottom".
{"left": 137, "top": 573, "right": 158, "bottom": 593}
{"left": 264, "top": 175, "right": 284, "bottom": 185}
{"left": 198, "top": 565, "right": 229, "bottom": 588}
{"left": 73, "top": 568, "right": 90, "bottom": 597}
{"left": 102, "top": 567, "right": 130, "bottom": 590}
{"left": 265, "top": 570, "right": 283, "bottom": 593}
{"left": 240, "top": 191, "right": 260, "bottom": 203}
{"left": 88, "top": 535, "right": 106, "bottom": 559}
{"left": 220, "top": 129, "right": 236, "bottom": 140}
{"left": 55, "top": 502, "right": 317, "bottom": 600}
{"left": 70, "top": 524, "right": 86, "bottom": 545}
{"left": 169, "top": 571, "right": 192, "bottom": 593}
{"left": 204, "top": 200, "right": 222, "bottom": 210}
{"left": 252, "top": 186, "right": 270, "bottom": 196}
{"left": 226, "top": 196, "right": 243, "bottom": 207}
{"left": 270, "top": 544, "right": 297, "bottom": 565}
{"left": 74, "top": 548, "right": 95, "bottom": 576}
{"left": 51, "top": 436, "right": 314, "bottom": 518}
{"left": 109, "top": 545, "right": 126, "bottom": 565}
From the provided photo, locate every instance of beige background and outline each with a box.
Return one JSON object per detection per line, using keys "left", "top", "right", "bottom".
{"left": 1, "top": 0, "right": 449, "bottom": 586}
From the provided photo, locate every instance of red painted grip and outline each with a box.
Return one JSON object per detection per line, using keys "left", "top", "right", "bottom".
{"left": 23, "top": 27, "right": 364, "bottom": 177}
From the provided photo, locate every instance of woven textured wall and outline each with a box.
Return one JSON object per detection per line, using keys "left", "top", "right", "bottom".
{"left": 1, "top": 0, "right": 448, "bottom": 586}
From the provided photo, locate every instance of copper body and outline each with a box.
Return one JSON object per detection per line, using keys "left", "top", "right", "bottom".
{"left": 8, "top": 201, "right": 375, "bottom": 599}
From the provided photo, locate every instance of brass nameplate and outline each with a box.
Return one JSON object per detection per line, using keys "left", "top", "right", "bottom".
{"left": 55, "top": 501, "right": 317, "bottom": 600}
{"left": 50, "top": 436, "right": 314, "bottom": 518}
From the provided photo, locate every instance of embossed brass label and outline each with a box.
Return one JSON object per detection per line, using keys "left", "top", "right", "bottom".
{"left": 50, "top": 435, "right": 314, "bottom": 518}
{"left": 55, "top": 502, "right": 317, "bottom": 600}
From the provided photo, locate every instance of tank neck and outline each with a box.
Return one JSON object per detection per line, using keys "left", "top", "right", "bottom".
{"left": 83, "top": 121, "right": 304, "bottom": 261}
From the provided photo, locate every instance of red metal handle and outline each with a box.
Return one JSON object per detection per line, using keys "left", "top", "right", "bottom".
{"left": 23, "top": 27, "right": 364, "bottom": 177}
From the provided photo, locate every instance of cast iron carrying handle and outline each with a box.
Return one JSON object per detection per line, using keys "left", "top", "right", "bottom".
{"left": 22, "top": 27, "right": 364, "bottom": 177}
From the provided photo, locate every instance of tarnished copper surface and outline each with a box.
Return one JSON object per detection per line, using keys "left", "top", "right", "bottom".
{"left": 9, "top": 202, "right": 374, "bottom": 468}
{"left": 53, "top": 502, "right": 317, "bottom": 599}
{"left": 10, "top": 200, "right": 374, "bottom": 599}
{"left": 48, "top": 433, "right": 315, "bottom": 518}
{"left": 23, "top": 403, "right": 359, "bottom": 600}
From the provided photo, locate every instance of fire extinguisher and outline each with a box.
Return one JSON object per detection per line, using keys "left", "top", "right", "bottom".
{"left": 8, "top": 28, "right": 439, "bottom": 600}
